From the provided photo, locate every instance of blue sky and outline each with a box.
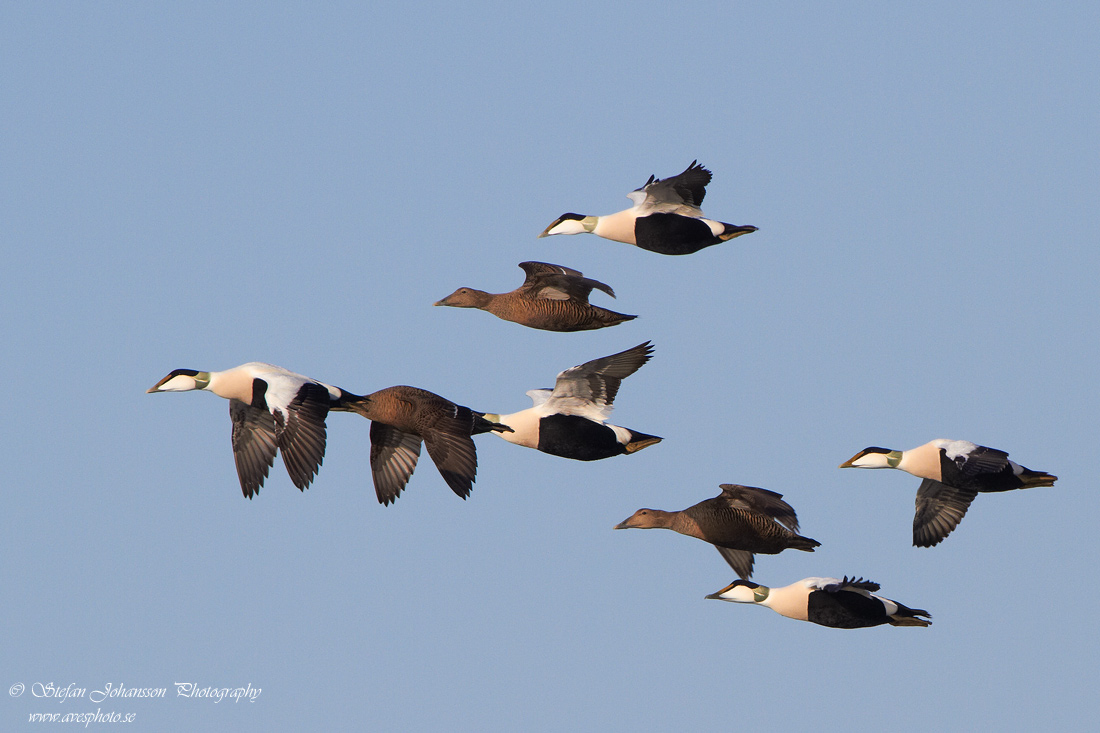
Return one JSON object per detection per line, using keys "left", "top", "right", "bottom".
{"left": 3, "top": 3, "right": 1097, "bottom": 730}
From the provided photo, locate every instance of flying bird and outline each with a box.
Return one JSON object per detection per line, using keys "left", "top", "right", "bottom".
{"left": 840, "top": 439, "right": 1057, "bottom": 547}
{"left": 348, "top": 385, "right": 513, "bottom": 505}
{"left": 147, "top": 362, "right": 360, "bottom": 498}
{"left": 482, "top": 341, "right": 661, "bottom": 460}
{"left": 706, "top": 576, "right": 932, "bottom": 629}
{"left": 614, "top": 484, "right": 820, "bottom": 579}
{"left": 434, "top": 261, "right": 636, "bottom": 332}
{"left": 147, "top": 363, "right": 510, "bottom": 504}
{"left": 538, "top": 160, "right": 757, "bottom": 255}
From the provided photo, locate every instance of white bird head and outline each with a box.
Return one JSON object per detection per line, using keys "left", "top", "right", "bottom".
{"left": 538, "top": 213, "right": 597, "bottom": 237}
{"left": 839, "top": 446, "right": 902, "bottom": 469}
{"left": 706, "top": 579, "right": 768, "bottom": 604}
{"left": 146, "top": 369, "right": 211, "bottom": 393}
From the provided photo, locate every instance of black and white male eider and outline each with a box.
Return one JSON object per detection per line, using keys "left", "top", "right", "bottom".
{"left": 147, "top": 363, "right": 361, "bottom": 498}
{"left": 538, "top": 161, "right": 758, "bottom": 255}
{"left": 705, "top": 577, "right": 932, "bottom": 629}
{"left": 614, "top": 484, "right": 820, "bottom": 579}
{"left": 840, "top": 439, "right": 1057, "bottom": 547}
{"left": 482, "top": 341, "right": 661, "bottom": 461}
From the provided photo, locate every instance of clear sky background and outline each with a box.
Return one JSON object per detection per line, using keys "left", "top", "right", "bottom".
{"left": 3, "top": 3, "right": 1097, "bottom": 731}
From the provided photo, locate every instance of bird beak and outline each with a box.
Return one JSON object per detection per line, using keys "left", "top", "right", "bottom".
{"left": 145, "top": 375, "right": 172, "bottom": 393}
{"left": 704, "top": 582, "right": 737, "bottom": 600}
{"left": 537, "top": 217, "right": 563, "bottom": 238}
{"left": 838, "top": 453, "right": 860, "bottom": 468}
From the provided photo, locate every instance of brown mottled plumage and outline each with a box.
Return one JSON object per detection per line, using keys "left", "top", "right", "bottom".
{"left": 336, "top": 386, "right": 511, "bottom": 505}
{"left": 614, "top": 484, "right": 820, "bottom": 579}
{"left": 434, "top": 261, "right": 636, "bottom": 332}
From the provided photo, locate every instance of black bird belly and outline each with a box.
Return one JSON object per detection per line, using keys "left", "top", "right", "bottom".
{"left": 807, "top": 591, "right": 887, "bottom": 629}
{"left": 633, "top": 213, "right": 720, "bottom": 255}
{"left": 536, "top": 414, "right": 625, "bottom": 461}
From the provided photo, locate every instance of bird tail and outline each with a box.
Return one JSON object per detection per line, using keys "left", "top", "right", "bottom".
{"left": 472, "top": 411, "right": 514, "bottom": 435}
{"left": 887, "top": 605, "right": 932, "bottom": 627}
{"left": 717, "top": 223, "right": 759, "bottom": 242}
{"left": 623, "top": 431, "right": 662, "bottom": 454}
{"left": 1020, "top": 469, "right": 1057, "bottom": 489}
{"left": 334, "top": 394, "right": 372, "bottom": 418}
{"left": 789, "top": 534, "right": 821, "bottom": 552}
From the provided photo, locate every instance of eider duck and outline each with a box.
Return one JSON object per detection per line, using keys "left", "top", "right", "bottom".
{"left": 346, "top": 385, "right": 512, "bottom": 505}
{"left": 482, "top": 341, "right": 661, "bottom": 460}
{"left": 614, "top": 484, "right": 820, "bottom": 579}
{"left": 706, "top": 577, "right": 932, "bottom": 629}
{"left": 840, "top": 439, "right": 1057, "bottom": 547}
{"left": 147, "top": 363, "right": 361, "bottom": 498}
{"left": 538, "top": 161, "right": 757, "bottom": 255}
{"left": 434, "top": 261, "right": 636, "bottom": 332}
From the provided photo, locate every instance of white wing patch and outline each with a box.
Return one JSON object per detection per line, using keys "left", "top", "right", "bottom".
{"left": 526, "top": 389, "right": 553, "bottom": 407}
{"left": 937, "top": 439, "right": 979, "bottom": 460}
{"left": 803, "top": 577, "right": 841, "bottom": 591}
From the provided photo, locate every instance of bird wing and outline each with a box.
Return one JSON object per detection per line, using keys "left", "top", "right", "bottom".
{"left": 718, "top": 484, "right": 801, "bottom": 533}
{"left": 629, "top": 160, "right": 711, "bottom": 214}
{"left": 229, "top": 399, "right": 278, "bottom": 498}
{"left": 526, "top": 389, "right": 554, "bottom": 407}
{"left": 544, "top": 341, "right": 653, "bottom": 418}
{"left": 913, "top": 478, "right": 979, "bottom": 547}
{"left": 273, "top": 382, "right": 330, "bottom": 491}
{"left": 953, "top": 444, "right": 1011, "bottom": 477}
{"left": 518, "top": 261, "right": 616, "bottom": 302}
{"left": 715, "top": 546, "right": 755, "bottom": 580}
{"left": 369, "top": 422, "right": 422, "bottom": 505}
{"left": 519, "top": 261, "right": 583, "bottom": 281}
{"left": 806, "top": 577, "right": 845, "bottom": 592}
{"left": 423, "top": 426, "right": 479, "bottom": 500}
{"left": 833, "top": 577, "right": 881, "bottom": 593}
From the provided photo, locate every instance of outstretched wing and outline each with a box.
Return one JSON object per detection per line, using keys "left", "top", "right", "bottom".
{"left": 423, "top": 429, "right": 479, "bottom": 500}
{"left": 230, "top": 399, "right": 278, "bottom": 499}
{"left": 369, "top": 422, "right": 422, "bottom": 506}
{"left": 273, "top": 381, "right": 330, "bottom": 491}
{"left": 545, "top": 341, "right": 653, "bottom": 418}
{"left": 518, "top": 261, "right": 617, "bottom": 302}
{"left": 913, "top": 478, "right": 978, "bottom": 547}
{"left": 715, "top": 546, "right": 755, "bottom": 579}
{"left": 629, "top": 160, "right": 712, "bottom": 213}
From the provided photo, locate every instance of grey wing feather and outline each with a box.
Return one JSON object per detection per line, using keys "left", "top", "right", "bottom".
{"left": 369, "top": 423, "right": 422, "bottom": 505}
{"left": 718, "top": 484, "right": 800, "bottom": 533}
{"left": 715, "top": 546, "right": 755, "bottom": 579}
{"left": 637, "top": 161, "right": 712, "bottom": 208}
{"left": 913, "top": 478, "right": 979, "bottom": 547}
{"left": 230, "top": 399, "right": 279, "bottom": 498}
{"left": 550, "top": 341, "right": 653, "bottom": 408}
